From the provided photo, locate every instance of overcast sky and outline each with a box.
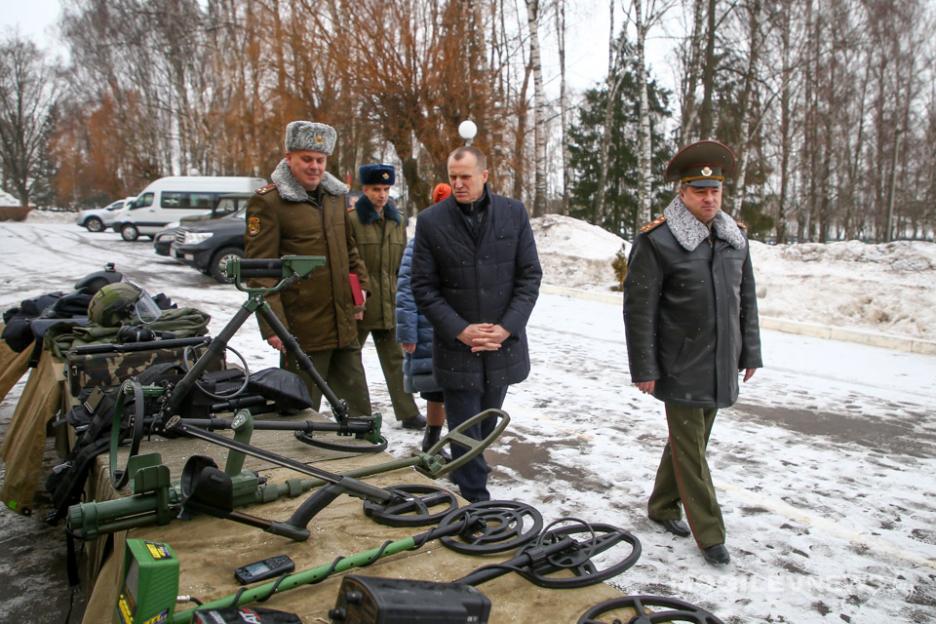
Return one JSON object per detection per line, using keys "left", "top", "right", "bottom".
{"left": 1, "top": 0, "right": 683, "bottom": 98}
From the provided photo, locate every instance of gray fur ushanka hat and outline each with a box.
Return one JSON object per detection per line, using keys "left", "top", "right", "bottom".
{"left": 284, "top": 121, "right": 336, "bottom": 155}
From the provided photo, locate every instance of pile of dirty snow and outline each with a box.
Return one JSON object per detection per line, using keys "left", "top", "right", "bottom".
{"left": 25, "top": 209, "right": 77, "bottom": 224}
{"left": 531, "top": 214, "right": 627, "bottom": 291}
{"left": 750, "top": 240, "right": 935, "bottom": 339}
{"left": 530, "top": 216, "right": 935, "bottom": 340}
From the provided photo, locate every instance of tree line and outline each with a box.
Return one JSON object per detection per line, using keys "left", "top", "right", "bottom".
{"left": 1, "top": 0, "right": 934, "bottom": 243}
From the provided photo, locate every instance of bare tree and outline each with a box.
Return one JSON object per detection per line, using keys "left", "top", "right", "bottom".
{"left": 0, "top": 35, "right": 60, "bottom": 208}
{"left": 554, "top": 0, "right": 571, "bottom": 213}
{"left": 524, "top": 0, "right": 548, "bottom": 216}
{"left": 595, "top": 1, "right": 626, "bottom": 224}
{"left": 698, "top": 0, "right": 717, "bottom": 138}
{"left": 729, "top": 0, "right": 762, "bottom": 217}
{"left": 678, "top": 0, "right": 706, "bottom": 144}
{"left": 626, "top": 0, "right": 676, "bottom": 223}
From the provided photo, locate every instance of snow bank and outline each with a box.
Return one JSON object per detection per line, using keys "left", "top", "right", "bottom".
{"left": 530, "top": 216, "right": 936, "bottom": 340}
{"left": 751, "top": 240, "right": 936, "bottom": 339}
{"left": 531, "top": 214, "right": 627, "bottom": 292}
{"left": 25, "top": 209, "right": 77, "bottom": 224}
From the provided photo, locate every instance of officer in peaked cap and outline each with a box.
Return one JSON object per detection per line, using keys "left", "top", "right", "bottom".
{"left": 347, "top": 163, "right": 425, "bottom": 430}
{"left": 244, "top": 120, "right": 373, "bottom": 418}
{"left": 664, "top": 139, "right": 736, "bottom": 187}
{"left": 623, "top": 139, "right": 762, "bottom": 566}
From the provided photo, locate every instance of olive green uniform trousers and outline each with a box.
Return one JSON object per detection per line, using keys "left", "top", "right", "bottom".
{"left": 284, "top": 346, "right": 372, "bottom": 418}
{"left": 358, "top": 327, "right": 420, "bottom": 422}
{"left": 648, "top": 403, "right": 725, "bottom": 548}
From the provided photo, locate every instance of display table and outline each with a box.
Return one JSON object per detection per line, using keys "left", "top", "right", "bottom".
{"left": 78, "top": 414, "right": 627, "bottom": 623}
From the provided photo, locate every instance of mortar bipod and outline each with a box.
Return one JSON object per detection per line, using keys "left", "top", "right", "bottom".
{"left": 150, "top": 255, "right": 383, "bottom": 453}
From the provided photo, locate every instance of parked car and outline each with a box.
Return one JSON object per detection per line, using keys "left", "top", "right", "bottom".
{"left": 176, "top": 191, "right": 357, "bottom": 282}
{"left": 75, "top": 196, "right": 136, "bottom": 232}
{"left": 174, "top": 208, "right": 249, "bottom": 282}
{"left": 112, "top": 175, "right": 266, "bottom": 241}
{"left": 153, "top": 193, "right": 252, "bottom": 258}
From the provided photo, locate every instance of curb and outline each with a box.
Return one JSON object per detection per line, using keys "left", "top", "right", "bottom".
{"left": 540, "top": 284, "right": 936, "bottom": 356}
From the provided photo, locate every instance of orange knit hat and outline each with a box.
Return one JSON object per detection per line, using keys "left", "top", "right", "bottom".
{"left": 431, "top": 183, "right": 453, "bottom": 204}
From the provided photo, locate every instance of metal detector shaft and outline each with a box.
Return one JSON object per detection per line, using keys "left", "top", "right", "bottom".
{"left": 168, "top": 419, "right": 393, "bottom": 503}
{"left": 182, "top": 417, "right": 374, "bottom": 435}
{"left": 170, "top": 532, "right": 428, "bottom": 623}
{"left": 454, "top": 536, "right": 580, "bottom": 586}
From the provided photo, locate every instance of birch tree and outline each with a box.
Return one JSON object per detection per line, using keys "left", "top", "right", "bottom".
{"left": 524, "top": 0, "right": 548, "bottom": 216}
{"left": 729, "top": 0, "right": 762, "bottom": 217}
{"left": 626, "top": 0, "right": 676, "bottom": 223}
{"left": 554, "top": 0, "right": 571, "bottom": 213}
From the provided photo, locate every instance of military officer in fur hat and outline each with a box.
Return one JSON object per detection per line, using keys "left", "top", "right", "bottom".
{"left": 349, "top": 164, "right": 425, "bottom": 430}
{"left": 623, "top": 140, "right": 762, "bottom": 566}
{"left": 245, "top": 120, "right": 373, "bottom": 417}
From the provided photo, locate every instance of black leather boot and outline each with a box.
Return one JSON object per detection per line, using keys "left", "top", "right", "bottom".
{"left": 421, "top": 425, "right": 442, "bottom": 452}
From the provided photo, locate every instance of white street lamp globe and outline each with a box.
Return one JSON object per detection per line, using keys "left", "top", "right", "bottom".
{"left": 458, "top": 120, "right": 478, "bottom": 141}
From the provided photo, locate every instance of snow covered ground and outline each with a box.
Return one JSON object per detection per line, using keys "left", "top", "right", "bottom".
{"left": 530, "top": 214, "right": 936, "bottom": 342}
{"left": 2, "top": 213, "right": 936, "bottom": 623}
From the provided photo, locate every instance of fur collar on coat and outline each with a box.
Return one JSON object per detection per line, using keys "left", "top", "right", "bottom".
{"left": 271, "top": 159, "right": 348, "bottom": 202}
{"left": 663, "top": 195, "right": 747, "bottom": 252}
{"left": 354, "top": 194, "right": 401, "bottom": 224}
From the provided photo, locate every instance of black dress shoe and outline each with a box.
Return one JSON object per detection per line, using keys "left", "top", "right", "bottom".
{"left": 650, "top": 517, "right": 691, "bottom": 538}
{"left": 702, "top": 544, "right": 731, "bottom": 565}
{"left": 400, "top": 414, "right": 427, "bottom": 430}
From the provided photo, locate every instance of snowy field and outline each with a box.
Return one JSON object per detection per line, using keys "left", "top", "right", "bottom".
{"left": 2, "top": 212, "right": 936, "bottom": 623}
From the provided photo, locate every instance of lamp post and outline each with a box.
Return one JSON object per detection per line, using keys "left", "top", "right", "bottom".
{"left": 458, "top": 120, "right": 477, "bottom": 146}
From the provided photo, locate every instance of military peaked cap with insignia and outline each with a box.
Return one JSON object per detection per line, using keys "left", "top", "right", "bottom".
{"left": 359, "top": 163, "right": 395, "bottom": 186}
{"left": 284, "top": 120, "right": 336, "bottom": 155}
{"left": 664, "top": 140, "right": 736, "bottom": 188}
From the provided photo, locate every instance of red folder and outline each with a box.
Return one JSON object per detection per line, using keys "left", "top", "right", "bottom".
{"left": 348, "top": 273, "right": 365, "bottom": 306}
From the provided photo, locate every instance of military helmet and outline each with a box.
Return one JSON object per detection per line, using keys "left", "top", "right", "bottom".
{"left": 87, "top": 282, "right": 161, "bottom": 326}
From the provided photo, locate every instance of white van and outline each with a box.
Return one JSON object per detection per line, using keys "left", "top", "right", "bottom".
{"left": 112, "top": 176, "right": 266, "bottom": 241}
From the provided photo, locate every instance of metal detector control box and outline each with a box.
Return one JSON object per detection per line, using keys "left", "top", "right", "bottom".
{"left": 328, "top": 575, "right": 491, "bottom": 623}
{"left": 116, "top": 539, "right": 179, "bottom": 624}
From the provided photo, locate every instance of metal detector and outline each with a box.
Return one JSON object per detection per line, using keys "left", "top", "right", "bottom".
{"left": 169, "top": 508, "right": 640, "bottom": 623}
{"left": 577, "top": 595, "right": 727, "bottom": 624}
{"left": 107, "top": 255, "right": 388, "bottom": 491}
{"left": 72, "top": 409, "right": 509, "bottom": 540}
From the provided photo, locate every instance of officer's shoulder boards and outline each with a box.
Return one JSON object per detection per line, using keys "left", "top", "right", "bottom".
{"left": 256, "top": 183, "right": 276, "bottom": 195}
{"left": 640, "top": 215, "right": 666, "bottom": 233}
